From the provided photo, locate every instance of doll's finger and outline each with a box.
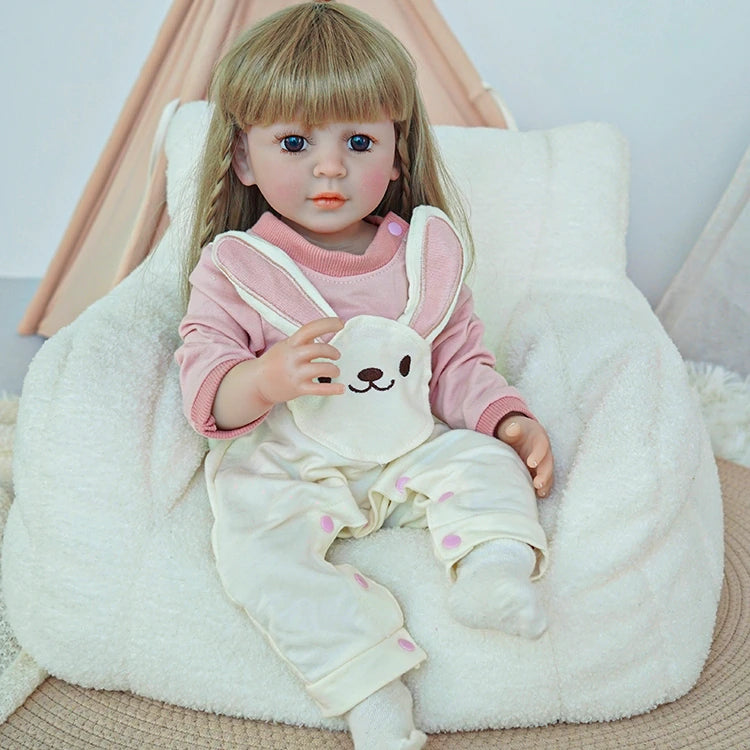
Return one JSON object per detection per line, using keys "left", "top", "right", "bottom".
{"left": 291, "top": 317, "right": 344, "bottom": 345}
{"left": 525, "top": 428, "right": 552, "bottom": 468}
{"left": 297, "top": 361, "right": 340, "bottom": 384}
{"left": 295, "top": 342, "right": 341, "bottom": 364}
{"left": 532, "top": 448, "right": 553, "bottom": 475}
{"left": 533, "top": 476, "right": 551, "bottom": 497}
{"left": 300, "top": 379, "right": 345, "bottom": 396}
{"left": 533, "top": 456, "right": 555, "bottom": 495}
{"left": 313, "top": 363, "right": 342, "bottom": 383}
{"left": 526, "top": 447, "right": 546, "bottom": 470}
{"left": 498, "top": 419, "right": 521, "bottom": 443}
{"left": 524, "top": 439, "right": 545, "bottom": 469}
{"left": 533, "top": 470, "right": 553, "bottom": 492}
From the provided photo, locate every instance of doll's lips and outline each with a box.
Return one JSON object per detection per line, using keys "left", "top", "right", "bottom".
{"left": 311, "top": 192, "right": 346, "bottom": 209}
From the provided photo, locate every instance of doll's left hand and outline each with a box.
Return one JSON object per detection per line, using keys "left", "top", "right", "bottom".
{"left": 496, "top": 415, "right": 554, "bottom": 498}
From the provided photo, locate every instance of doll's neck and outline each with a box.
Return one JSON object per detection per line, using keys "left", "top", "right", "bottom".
{"left": 251, "top": 211, "right": 407, "bottom": 277}
{"left": 281, "top": 218, "right": 377, "bottom": 256}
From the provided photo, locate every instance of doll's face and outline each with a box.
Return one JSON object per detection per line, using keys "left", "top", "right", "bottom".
{"left": 233, "top": 117, "right": 400, "bottom": 253}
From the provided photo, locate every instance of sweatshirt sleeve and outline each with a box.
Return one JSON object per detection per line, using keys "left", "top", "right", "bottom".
{"left": 174, "top": 245, "right": 269, "bottom": 439}
{"left": 429, "top": 285, "right": 535, "bottom": 436}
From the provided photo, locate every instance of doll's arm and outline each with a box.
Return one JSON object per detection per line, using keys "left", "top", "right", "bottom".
{"left": 212, "top": 317, "right": 344, "bottom": 430}
{"left": 496, "top": 414, "right": 554, "bottom": 498}
{"left": 429, "top": 286, "right": 534, "bottom": 429}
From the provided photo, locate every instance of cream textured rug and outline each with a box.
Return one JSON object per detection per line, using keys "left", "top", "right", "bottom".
{"left": 0, "top": 364, "right": 748, "bottom": 747}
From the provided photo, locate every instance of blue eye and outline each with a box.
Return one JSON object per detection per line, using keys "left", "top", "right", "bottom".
{"left": 281, "top": 135, "right": 307, "bottom": 152}
{"left": 349, "top": 134, "right": 372, "bottom": 152}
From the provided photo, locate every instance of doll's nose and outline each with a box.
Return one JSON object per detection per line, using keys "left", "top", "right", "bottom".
{"left": 313, "top": 149, "right": 346, "bottom": 178}
{"left": 357, "top": 367, "right": 383, "bottom": 383}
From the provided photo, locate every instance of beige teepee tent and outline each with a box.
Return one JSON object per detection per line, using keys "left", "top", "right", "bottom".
{"left": 656, "top": 143, "right": 750, "bottom": 377}
{"left": 20, "top": 0, "right": 510, "bottom": 338}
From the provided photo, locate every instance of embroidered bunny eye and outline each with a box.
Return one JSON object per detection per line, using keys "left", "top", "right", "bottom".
{"left": 318, "top": 376, "right": 332, "bottom": 384}
{"left": 399, "top": 355, "right": 411, "bottom": 377}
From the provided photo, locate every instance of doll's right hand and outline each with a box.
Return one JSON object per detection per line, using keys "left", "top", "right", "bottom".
{"left": 256, "top": 317, "right": 345, "bottom": 406}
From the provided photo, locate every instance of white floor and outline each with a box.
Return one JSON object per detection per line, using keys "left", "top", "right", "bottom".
{"left": 0, "top": 279, "right": 44, "bottom": 396}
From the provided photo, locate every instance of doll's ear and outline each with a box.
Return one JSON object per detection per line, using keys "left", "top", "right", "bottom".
{"left": 390, "top": 155, "right": 400, "bottom": 181}
{"left": 232, "top": 131, "right": 256, "bottom": 186}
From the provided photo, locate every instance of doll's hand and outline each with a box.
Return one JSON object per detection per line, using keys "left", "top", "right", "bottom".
{"left": 496, "top": 415, "right": 554, "bottom": 498}
{"left": 256, "top": 317, "right": 345, "bottom": 406}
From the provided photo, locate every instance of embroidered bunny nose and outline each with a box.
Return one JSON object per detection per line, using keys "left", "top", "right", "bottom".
{"left": 357, "top": 367, "right": 383, "bottom": 383}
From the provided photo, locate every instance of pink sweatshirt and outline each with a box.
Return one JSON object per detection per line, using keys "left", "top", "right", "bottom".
{"left": 176, "top": 211, "right": 533, "bottom": 440}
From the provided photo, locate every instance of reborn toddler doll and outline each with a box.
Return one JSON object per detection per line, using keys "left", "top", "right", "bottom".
{"left": 176, "top": 3, "right": 553, "bottom": 748}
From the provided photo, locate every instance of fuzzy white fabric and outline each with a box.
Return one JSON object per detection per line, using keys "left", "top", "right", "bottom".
{"left": 686, "top": 360, "right": 750, "bottom": 467}
{"left": 1, "top": 102, "right": 723, "bottom": 733}
{"left": 0, "top": 397, "right": 47, "bottom": 723}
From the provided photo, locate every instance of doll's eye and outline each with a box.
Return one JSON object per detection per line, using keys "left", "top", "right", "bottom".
{"left": 280, "top": 135, "right": 307, "bottom": 153}
{"left": 399, "top": 355, "right": 411, "bottom": 377}
{"left": 348, "top": 134, "right": 373, "bottom": 152}
{"left": 318, "top": 376, "right": 332, "bottom": 383}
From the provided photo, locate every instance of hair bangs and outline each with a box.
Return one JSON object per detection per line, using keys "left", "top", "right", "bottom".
{"left": 219, "top": 3, "right": 415, "bottom": 129}
{"left": 261, "top": 61, "right": 410, "bottom": 128}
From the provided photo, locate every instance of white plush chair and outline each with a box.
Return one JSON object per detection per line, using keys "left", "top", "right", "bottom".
{"left": 2, "top": 102, "right": 722, "bottom": 732}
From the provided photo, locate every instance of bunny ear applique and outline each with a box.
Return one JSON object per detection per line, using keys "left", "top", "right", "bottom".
{"left": 399, "top": 206, "right": 468, "bottom": 343}
{"left": 212, "top": 232, "right": 336, "bottom": 338}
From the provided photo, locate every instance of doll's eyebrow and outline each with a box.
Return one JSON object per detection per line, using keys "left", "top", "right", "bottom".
{"left": 273, "top": 130, "right": 309, "bottom": 139}
{"left": 272, "top": 124, "right": 312, "bottom": 138}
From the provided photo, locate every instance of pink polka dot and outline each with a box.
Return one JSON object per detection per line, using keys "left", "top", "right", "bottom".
{"left": 320, "top": 516, "right": 334, "bottom": 533}
{"left": 395, "top": 476, "right": 410, "bottom": 492}
{"left": 438, "top": 491, "right": 454, "bottom": 503}
{"left": 354, "top": 574, "right": 369, "bottom": 589}
{"left": 442, "top": 533, "right": 462, "bottom": 549}
{"left": 388, "top": 221, "right": 404, "bottom": 237}
{"left": 398, "top": 638, "right": 416, "bottom": 652}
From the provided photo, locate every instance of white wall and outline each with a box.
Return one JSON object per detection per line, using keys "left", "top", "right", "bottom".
{"left": 435, "top": 0, "right": 750, "bottom": 305}
{"left": 2, "top": 1, "right": 749, "bottom": 308}
{"left": 0, "top": 0, "right": 171, "bottom": 277}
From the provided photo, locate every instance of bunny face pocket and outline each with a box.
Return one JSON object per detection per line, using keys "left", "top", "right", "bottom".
{"left": 288, "top": 315, "right": 434, "bottom": 464}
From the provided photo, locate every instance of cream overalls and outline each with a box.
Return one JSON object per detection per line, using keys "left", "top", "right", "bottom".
{"left": 204, "top": 207, "right": 548, "bottom": 717}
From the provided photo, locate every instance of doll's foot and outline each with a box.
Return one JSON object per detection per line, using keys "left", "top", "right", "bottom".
{"left": 448, "top": 539, "right": 547, "bottom": 639}
{"left": 346, "top": 679, "right": 427, "bottom": 750}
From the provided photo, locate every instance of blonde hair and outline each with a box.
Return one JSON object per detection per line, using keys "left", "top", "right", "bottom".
{"left": 182, "top": 0, "right": 471, "bottom": 304}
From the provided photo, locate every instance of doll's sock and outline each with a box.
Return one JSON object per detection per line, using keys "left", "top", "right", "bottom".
{"left": 346, "top": 679, "right": 427, "bottom": 750}
{"left": 448, "top": 538, "right": 547, "bottom": 639}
